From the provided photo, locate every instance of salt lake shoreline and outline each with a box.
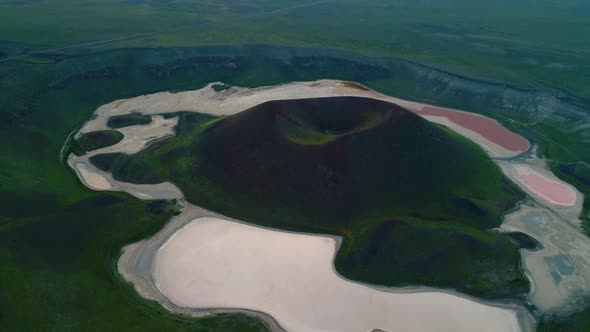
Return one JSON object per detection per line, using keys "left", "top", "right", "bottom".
{"left": 66, "top": 79, "right": 590, "bottom": 331}
{"left": 119, "top": 201, "right": 535, "bottom": 332}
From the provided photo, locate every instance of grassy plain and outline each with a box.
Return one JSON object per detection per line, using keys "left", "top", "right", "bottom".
{"left": 1, "top": 1, "right": 588, "bottom": 98}
{"left": 0, "top": 191, "right": 267, "bottom": 331}
{"left": 0, "top": 0, "right": 589, "bottom": 328}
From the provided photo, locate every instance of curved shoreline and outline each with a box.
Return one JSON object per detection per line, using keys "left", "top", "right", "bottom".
{"left": 117, "top": 201, "right": 288, "bottom": 331}
{"left": 78, "top": 80, "right": 529, "bottom": 158}
{"left": 120, "top": 201, "right": 535, "bottom": 332}
{"left": 65, "top": 79, "right": 590, "bottom": 331}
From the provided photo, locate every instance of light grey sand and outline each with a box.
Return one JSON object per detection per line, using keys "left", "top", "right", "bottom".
{"left": 70, "top": 113, "right": 183, "bottom": 200}
{"left": 119, "top": 201, "right": 534, "bottom": 332}
{"left": 501, "top": 204, "right": 590, "bottom": 313}
{"left": 79, "top": 80, "right": 524, "bottom": 158}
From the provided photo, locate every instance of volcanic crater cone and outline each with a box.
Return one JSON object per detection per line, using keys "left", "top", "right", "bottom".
{"left": 93, "top": 96, "right": 528, "bottom": 298}
{"left": 196, "top": 96, "right": 515, "bottom": 230}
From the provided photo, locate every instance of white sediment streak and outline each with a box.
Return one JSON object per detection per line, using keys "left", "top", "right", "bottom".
{"left": 154, "top": 217, "right": 523, "bottom": 332}
{"left": 70, "top": 114, "right": 182, "bottom": 200}
{"left": 76, "top": 163, "right": 112, "bottom": 190}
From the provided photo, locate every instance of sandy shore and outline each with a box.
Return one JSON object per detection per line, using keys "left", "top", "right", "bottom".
{"left": 79, "top": 80, "right": 529, "bottom": 158}
{"left": 70, "top": 112, "right": 183, "bottom": 199}
{"left": 116, "top": 201, "right": 534, "bottom": 332}
{"left": 154, "top": 216, "right": 530, "bottom": 332}
{"left": 501, "top": 204, "right": 590, "bottom": 313}
{"left": 77, "top": 115, "right": 177, "bottom": 155}
{"left": 117, "top": 202, "right": 285, "bottom": 331}
{"left": 75, "top": 163, "right": 112, "bottom": 190}
{"left": 69, "top": 157, "right": 183, "bottom": 200}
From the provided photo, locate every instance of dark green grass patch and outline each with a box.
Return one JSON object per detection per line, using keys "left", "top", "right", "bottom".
{"left": 107, "top": 113, "right": 152, "bottom": 129}
{"left": 507, "top": 232, "right": 542, "bottom": 251}
{"left": 0, "top": 193, "right": 268, "bottom": 331}
{"left": 89, "top": 153, "right": 123, "bottom": 172}
{"left": 557, "top": 163, "right": 590, "bottom": 187}
{"left": 211, "top": 83, "right": 231, "bottom": 91}
{"left": 336, "top": 219, "right": 528, "bottom": 299}
{"left": 75, "top": 130, "right": 123, "bottom": 154}
{"left": 166, "top": 112, "right": 219, "bottom": 136}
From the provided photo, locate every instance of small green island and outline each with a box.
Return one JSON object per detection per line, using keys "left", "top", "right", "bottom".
{"left": 107, "top": 113, "right": 153, "bottom": 129}
{"left": 73, "top": 130, "right": 124, "bottom": 154}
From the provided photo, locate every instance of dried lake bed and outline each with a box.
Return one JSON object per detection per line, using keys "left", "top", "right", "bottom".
{"left": 67, "top": 80, "right": 590, "bottom": 331}
{"left": 154, "top": 216, "right": 527, "bottom": 332}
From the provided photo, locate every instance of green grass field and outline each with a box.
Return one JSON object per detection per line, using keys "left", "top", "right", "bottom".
{"left": 0, "top": 187, "right": 268, "bottom": 331}
{"left": 0, "top": 1, "right": 589, "bottom": 329}
{"left": 1, "top": 1, "right": 588, "bottom": 98}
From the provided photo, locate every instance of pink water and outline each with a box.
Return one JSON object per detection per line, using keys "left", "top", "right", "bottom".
{"left": 415, "top": 106, "right": 530, "bottom": 152}
{"left": 516, "top": 171, "right": 577, "bottom": 206}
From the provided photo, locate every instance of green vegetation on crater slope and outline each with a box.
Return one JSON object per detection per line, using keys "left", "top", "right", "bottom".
{"left": 93, "top": 96, "right": 528, "bottom": 299}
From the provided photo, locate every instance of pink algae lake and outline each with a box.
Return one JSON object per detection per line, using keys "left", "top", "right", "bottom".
{"left": 416, "top": 106, "right": 530, "bottom": 153}
{"left": 515, "top": 167, "right": 577, "bottom": 206}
